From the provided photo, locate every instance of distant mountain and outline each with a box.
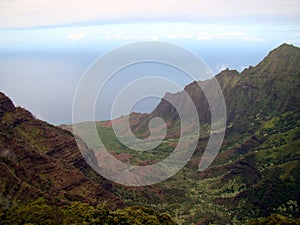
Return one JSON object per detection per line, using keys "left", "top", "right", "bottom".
{"left": 92, "top": 43, "right": 300, "bottom": 224}
{"left": 0, "top": 92, "right": 123, "bottom": 209}
{"left": 1, "top": 43, "right": 299, "bottom": 224}
{"left": 136, "top": 43, "right": 300, "bottom": 135}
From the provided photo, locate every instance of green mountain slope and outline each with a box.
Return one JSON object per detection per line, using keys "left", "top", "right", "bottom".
{"left": 2, "top": 43, "right": 299, "bottom": 224}
{"left": 88, "top": 44, "right": 300, "bottom": 224}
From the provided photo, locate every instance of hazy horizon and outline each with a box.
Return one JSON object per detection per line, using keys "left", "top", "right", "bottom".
{"left": 1, "top": 1, "right": 299, "bottom": 125}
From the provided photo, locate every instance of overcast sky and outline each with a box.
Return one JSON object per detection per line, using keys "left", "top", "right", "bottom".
{"left": 1, "top": 0, "right": 300, "bottom": 28}
{"left": 0, "top": 1, "right": 300, "bottom": 124}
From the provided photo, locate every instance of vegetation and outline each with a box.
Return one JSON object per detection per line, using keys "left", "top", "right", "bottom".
{"left": 86, "top": 43, "right": 300, "bottom": 224}
{"left": 1, "top": 44, "right": 300, "bottom": 224}
{"left": 89, "top": 110, "right": 300, "bottom": 224}
{"left": 0, "top": 198, "right": 175, "bottom": 225}
{"left": 246, "top": 214, "right": 300, "bottom": 225}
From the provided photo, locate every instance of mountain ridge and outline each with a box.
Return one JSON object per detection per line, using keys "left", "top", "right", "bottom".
{"left": 1, "top": 43, "right": 300, "bottom": 224}
{"left": 146, "top": 43, "right": 300, "bottom": 134}
{"left": 91, "top": 43, "right": 300, "bottom": 223}
{"left": 0, "top": 92, "right": 124, "bottom": 209}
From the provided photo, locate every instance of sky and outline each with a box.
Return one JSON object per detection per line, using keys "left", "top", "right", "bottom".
{"left": 0, "top": 0, "right": 300, "bottom": 124}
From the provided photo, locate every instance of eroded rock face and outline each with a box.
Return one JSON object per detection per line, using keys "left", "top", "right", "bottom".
{"left": 0, "top": 92, "right": 123, "bottom": 209}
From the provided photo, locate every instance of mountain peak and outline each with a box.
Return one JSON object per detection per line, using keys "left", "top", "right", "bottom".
{"left": 275, "top": 43, "right": 297, "bottom": 50}
{"left": 248, "top": 43, "right": 300, "bottom": 76}
{"left": 0, "top": 92, "right": 15, "bottom": 115}
{"left": 267, "top": 43, "right": 300, "bottom": 58}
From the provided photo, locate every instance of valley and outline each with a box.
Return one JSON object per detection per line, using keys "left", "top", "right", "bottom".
{"left": 1, "top": 43, "right": 300, "bottom": 224}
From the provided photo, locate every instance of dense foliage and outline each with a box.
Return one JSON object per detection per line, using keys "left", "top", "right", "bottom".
{"left": 246, "top": 214, "right": 300, "bottom": 225}
{"left": 0, "top": 198, "right": 175, "bottom": 225}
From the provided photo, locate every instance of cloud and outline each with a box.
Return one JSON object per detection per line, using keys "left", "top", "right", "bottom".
{"left": 213, "top": 32, "right": 261, "bottom": 41}
{"left": 32, "top": 111, "right": 45, "bottom": 121}
{"left": 239, "top": 65, "right": 248, "bottom": 72}
{"left": 216, "top": 64, "right": 229, "bottom": 73}
{"left": 167, "top": 33, "right": 194, "bottom": 40}
{"left": 66, "top": 32, "right": 85, "bottom": 41}
{"left": 285, "top": 39, "right": 300, "bottom": 44}
{"left": 105, "top": 33, "right": 159, "bottom": 41}
{"left": 0, "top": 0, "right": 299, "bottom": 29}
{"left": 166, "top": 31, "right": 261, "bottom": 42}
{"left": 104, "top": 30, "right": 262, "bottom": 42}
{"left": 195, "top": 33, "right": 212, "bottom": 40}
{"left": 285, "top": 32, "right": 300, "bottom": 44}
{"left": 105, "top": 33, "right": 138, "bottom": 41}
{"left": 99, "top": 24, "right": 263, "bottom": 42}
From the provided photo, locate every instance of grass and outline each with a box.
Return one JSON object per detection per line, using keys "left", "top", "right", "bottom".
{"left": 67, "top": 110, "right": 300, "bottom": 224}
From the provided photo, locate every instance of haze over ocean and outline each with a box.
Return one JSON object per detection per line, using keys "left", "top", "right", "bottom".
{"left": 1, "top": 1, "right": 299, "bottom": 124}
